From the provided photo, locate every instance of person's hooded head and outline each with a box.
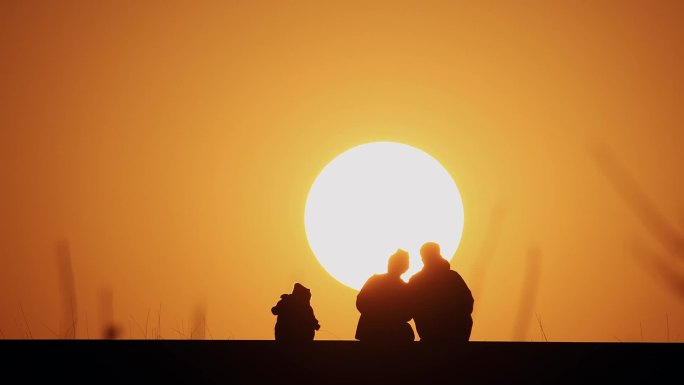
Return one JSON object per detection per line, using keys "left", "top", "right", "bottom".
{"left": 292, "top": 283, "right": 312, "bottom": 301}
{"left": 388, "top": 249, "right": 409, "bottom": 277}
{"left": 420, "top": 242, "right": 449, "bottom": 269}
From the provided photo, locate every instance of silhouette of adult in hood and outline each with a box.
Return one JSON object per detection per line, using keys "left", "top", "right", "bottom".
{"left": 271, "top": 283, "right": 320, "bottom": 342}
{"left": 409, "top": 242, "right": 474, "bottom": 342}
{"left": 355, "top": 249, "right": 414, "bottom": 343}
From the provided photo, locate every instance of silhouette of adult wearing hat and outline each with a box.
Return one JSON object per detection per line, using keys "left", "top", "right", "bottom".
{"left": 271, "top": 283, "right": 320, "bottom": 342}
{"left": 355, "top": 249, "right": 414, "bottom": 343}
{"left": 409, "top": 242, "right": 473, "bottom": 343}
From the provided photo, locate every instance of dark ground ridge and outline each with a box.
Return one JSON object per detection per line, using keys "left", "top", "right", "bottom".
{"left": 0, "top": 340, "right": 680, "bottom": 384}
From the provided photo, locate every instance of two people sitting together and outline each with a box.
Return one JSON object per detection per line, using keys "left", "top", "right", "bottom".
{"left": 356, "top": 242, "right": 473, "bottom": 343}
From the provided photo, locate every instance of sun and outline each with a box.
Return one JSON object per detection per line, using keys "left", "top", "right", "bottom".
{"left": 304, "top": 142, "right": 464, "bottom": 290}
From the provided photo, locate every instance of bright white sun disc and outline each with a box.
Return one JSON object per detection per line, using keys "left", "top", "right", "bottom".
{"left": 304, "top": 142, "right": 464, "bottom": 290}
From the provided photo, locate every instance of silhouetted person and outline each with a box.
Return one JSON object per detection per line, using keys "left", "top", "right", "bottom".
{"left": 271, "top": 283, "right": 320, "bottom": 342}
{"left": 409, "top": 242, "right": 474, "bottom": 343}
{"left": 355, "top": 249, "right": 414, "bottom": 343}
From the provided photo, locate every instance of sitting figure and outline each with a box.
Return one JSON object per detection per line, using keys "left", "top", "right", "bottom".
{"left": 355, "top": 249, "right": 414, "bottom": 343}
{"left": 409, "top": 242, "right": 474, "bottom": 343}
{"left": 271, "top": 283, "right": 320, "bottom": 342}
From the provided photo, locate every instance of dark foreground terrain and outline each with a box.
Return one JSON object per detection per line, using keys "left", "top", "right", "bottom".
{"left": 0, "top": 340, "right": 680, "bottom": 384}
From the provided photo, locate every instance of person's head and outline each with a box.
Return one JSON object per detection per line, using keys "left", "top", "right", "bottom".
{"left": 388, "top": 249, "right": 409, "bottom": 277}
{"left": 420, "top": 242, "right": 443, "bottom": 267}
{"left": 292, "top": 283, "right": 312, "bottom": 301}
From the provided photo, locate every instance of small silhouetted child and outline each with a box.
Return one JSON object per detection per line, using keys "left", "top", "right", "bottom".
{"left": 271, "top": 283, "right": 320, "bottom": 342}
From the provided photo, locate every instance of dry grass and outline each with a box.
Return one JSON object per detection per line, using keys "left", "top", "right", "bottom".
{"left": 591, "top": 143, "right": 684, "bottom": 301}
{"left": 513, "top": 248, "right": 542, "bottom": 341}
{"left": 535, "top": 314, "right": 549, "bottom": 342}
{"left": 19, "top": 304, "right": 33, "bottom": 339}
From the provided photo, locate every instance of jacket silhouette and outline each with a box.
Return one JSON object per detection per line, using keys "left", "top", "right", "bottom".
{"left": 409, "top": 242, "right": 474, "bottom": 342}
{"left": 271, "top": 283, "right": 320, "bottom": 342}
{"left": 355, "top": 249, "right": 414, "bottom": 343}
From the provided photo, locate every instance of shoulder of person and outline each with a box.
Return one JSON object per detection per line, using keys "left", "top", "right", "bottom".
{"left": 366, "top": 274, "right": 383, "bottom": 283}
{"left": 407, "top": 271, "right": 424, "bottom": 283}
{"left": 447, "top": 269, "right": 470, "bottom": 286}
{"left": 276, "top": 294, "right": 290, "bottom": 305}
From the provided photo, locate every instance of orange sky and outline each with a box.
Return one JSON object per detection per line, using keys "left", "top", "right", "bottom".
{"left": 1, "top": 1, "right": 683, "bottom": 341}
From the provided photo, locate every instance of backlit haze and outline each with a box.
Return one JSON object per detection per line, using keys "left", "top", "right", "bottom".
{"left": 1, "top": 1, "right": 683, "bottom": 341}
